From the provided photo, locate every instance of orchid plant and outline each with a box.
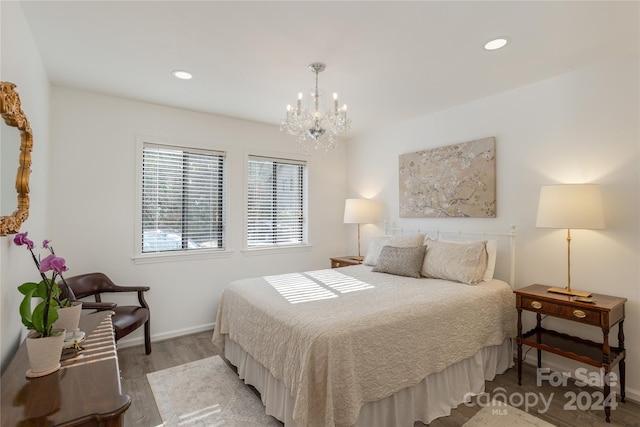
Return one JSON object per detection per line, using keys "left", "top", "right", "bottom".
{"left": 14, "top": 232, "right": 71, "bottom": 337}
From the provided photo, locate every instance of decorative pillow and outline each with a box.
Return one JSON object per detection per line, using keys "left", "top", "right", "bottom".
{"left": 421, "top": 240, "right": 488, "bottom": 285}
{"left": 372, "top": 245, "right": 426, "bottom": 278}
{"left": 363, "top": 234, "right": 425, "bottom": 266}
{"left": 436, "top": 239, "right": 498, "bottom": 281}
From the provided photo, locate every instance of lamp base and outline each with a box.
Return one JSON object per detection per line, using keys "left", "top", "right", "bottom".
{"left": 547, "top": 286, "right": 592, "bottom": 297}
{"left": 350, "top": 256, "right": 364, "bottom": 261}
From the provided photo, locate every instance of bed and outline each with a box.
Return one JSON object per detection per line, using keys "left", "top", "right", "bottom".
{"left": 212, "top": 228, "right": 517, "bottom": 427}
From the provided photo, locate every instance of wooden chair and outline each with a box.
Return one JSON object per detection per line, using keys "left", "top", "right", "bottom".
{"left": 61, "top": 272, "right": 151, "bottom": 354}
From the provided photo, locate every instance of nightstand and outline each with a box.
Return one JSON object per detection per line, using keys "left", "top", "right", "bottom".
{"left": 330, "top": 256, "right": 362, "bottom": 268}
{"left": 514, "top": 284, "right": 626, "bottom": 423}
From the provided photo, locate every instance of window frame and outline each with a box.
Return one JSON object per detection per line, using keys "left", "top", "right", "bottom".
{"left": 134, "top": 136, "right": 231, "bottom": 263}
{"left": 243, "top": 150, "right": 310, "bottom": 254}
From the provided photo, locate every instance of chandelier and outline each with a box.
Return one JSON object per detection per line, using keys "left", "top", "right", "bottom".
{"left": 280, "top": 63, "right": 351, "bottom": 153}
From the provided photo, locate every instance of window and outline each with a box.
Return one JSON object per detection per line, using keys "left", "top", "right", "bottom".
{"left": 247, "top": 155, "right": 307, "bottom": 248}
{"left": 141, "top": 143, "right": 225, "bottom": 254}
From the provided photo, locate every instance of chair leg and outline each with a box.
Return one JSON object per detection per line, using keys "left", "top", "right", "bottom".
{"left": 144, "top": 319, "right": 152, "bottom": 355}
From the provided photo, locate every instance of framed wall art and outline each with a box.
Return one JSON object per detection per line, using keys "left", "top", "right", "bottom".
{"left": 399, "top": 137, "right": 496, "bottom": 218}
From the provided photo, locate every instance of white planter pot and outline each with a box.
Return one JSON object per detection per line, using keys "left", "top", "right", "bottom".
{"left": 25, "top": 328, "right": 65, "bottom": 378}
{"left": 53, "top": 301, "right": 82, "bottom": 333}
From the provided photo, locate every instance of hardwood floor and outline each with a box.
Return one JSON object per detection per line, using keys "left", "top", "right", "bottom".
{"left": 425, "top": 365, "right": 640, "bottom": 427}
{"left": 118, "top": 330, "right": 220, "bottom": 426}
{"left": 118, "top": 331, "right": 639, "bottom": 426}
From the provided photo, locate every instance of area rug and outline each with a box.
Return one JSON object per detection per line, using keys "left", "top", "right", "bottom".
{"left": 463, "top": 401, "right": 555, "bottom": 427}
{"left": 147, "top": 355, "right": 281, "bottom": 426}
{"left": 149, "top": 357, "right": 553, "bottom": 427}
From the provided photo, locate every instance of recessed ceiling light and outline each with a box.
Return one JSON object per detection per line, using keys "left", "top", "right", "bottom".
{"left": 172, "top": 70, "right": 193, "bottom": 80}
{"left": 484, "top": 37, "right": 511, "bottom": 51}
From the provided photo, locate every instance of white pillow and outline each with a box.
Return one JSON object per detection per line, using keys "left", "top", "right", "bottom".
{"left": 434, "top": 238, "right": 497, "bottom": 281}
{"left": 363, "top": 236, "right": 392, "bottom": 266}
{"left": 363, "top": 234, "right": 425, "bottom": 266}
{"left": 483, "top": 240, "right": 498, "bottom": 281}
{"left": 421, "top": 239, "right": 488, "bottom": 285}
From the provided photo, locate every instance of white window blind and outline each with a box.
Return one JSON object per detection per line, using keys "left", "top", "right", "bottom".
{"left": 142, "top": 143, "right": 225, "bottom": 253}
{"left": 247, "top": 155, "right": 307, "bottom": 248}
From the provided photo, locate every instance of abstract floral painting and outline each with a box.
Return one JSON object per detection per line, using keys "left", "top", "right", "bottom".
{"left": 399, "top": 137, "right": 496, "bottom": 218}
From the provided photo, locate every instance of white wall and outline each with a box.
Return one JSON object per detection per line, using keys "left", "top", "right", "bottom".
{"left": 0, "top": 1, "right": 51, "bottom": 373}
{"left": 3, "top": 0, "right": 638, "bottom": 409}
{"left": 47, "top": 86, "right": 348, "bottom": 346}
{"left": 346, "top": 52, "right": 640, "bottom": 401}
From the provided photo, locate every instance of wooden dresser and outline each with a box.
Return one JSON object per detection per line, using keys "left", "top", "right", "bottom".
{"left": 1, "top": 311, "right": 131, "bottom": 426}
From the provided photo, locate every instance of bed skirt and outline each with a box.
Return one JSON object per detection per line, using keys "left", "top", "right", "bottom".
{"left": 224, "top": 336, "right": 513, "bottom": 427}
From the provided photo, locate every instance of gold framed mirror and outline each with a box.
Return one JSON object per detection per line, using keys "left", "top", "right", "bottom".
{"left": 0, "top": 82, "right": 32, "bottom": 236}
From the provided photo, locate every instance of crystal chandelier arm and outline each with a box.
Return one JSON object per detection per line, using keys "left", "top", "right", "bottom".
{"left": 280, "top": 62, "right": 350, "bottom": 153}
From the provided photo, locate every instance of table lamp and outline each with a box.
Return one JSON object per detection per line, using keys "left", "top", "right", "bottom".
{"left": 536, "top": 184, "right": 605, "bottom": 297}
{"left": 343, "top": 198, "right": 375, "bottom": 260}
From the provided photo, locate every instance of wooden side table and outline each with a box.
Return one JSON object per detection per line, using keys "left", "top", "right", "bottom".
{"left": 1, "top": 311, "right": 131, "bottom": 426}
{"left": 514, "top": 284, "right": 626, "bottom": 423}
{"left": 330, "top": 256, "right": 362, "bottom": 268}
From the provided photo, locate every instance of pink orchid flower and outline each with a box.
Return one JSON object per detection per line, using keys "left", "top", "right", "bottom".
{"left": 13, "top": 232, "right": 35, "bottom": 250}
{"left": 39, "top": 254, "right": 68, "bottom": 275}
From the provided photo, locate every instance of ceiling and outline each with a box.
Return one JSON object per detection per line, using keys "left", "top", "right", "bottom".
{"left": 18, "top": 1, "right": 639, "bottom": 137}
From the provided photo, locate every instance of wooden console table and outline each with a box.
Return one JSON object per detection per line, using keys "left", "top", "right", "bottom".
{"left": 515, "top": 284, "right": 626, "bottom": 423}
{"left": 1, "top": 311, "right": 131, "bottom": 426}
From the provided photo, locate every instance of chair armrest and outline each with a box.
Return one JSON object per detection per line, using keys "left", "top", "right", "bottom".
{"left": 80, "top": 301, "right": 117, "bottom": 311}
{"left": 103, "top": 285, "right": 150, "bottom": 310}
{"left": 108, "top": 285, "right": 150, "bottom": 293}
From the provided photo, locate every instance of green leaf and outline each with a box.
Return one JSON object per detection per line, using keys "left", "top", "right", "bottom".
{"left": 32, "top": 300, "right": 58, "bottom": 336}
{"left": 51, "top": 282, "right": 61, "bottom": 300}
{"left": 17, "top": 279, "right": 62, "bottom": 336}
{"left": 31, "top": 301, "right": 45, "bottom": 334}
{"left": 35, "top": 280, "right": 49, "bottom": 299}
{"left": 18, "top": 282, "right": 38, "bottom": 296}
{"left": 19, "top": 290, "right": 35, "bottom": 329}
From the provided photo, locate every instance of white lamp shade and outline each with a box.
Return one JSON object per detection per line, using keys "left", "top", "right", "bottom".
{"left": 536, "top": 184, "right": 605, "bottom": 230}
{"left": 343, "top": 198, "right": 375, "bottom": 224}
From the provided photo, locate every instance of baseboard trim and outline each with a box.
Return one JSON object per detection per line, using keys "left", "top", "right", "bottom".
{"left": 116, "top": 322, "right": 215, "bottom": 349}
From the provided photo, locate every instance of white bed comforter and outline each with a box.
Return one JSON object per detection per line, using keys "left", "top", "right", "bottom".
{"left": 212, "top": 265, "right": 516, "bottom": 427}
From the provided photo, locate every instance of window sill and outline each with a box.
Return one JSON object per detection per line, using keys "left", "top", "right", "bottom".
{"left": 242, "top": 244, "right": 313, "bottom": 256}
{"left": 132, "top": 249, "right": 233, "bottom": 264}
